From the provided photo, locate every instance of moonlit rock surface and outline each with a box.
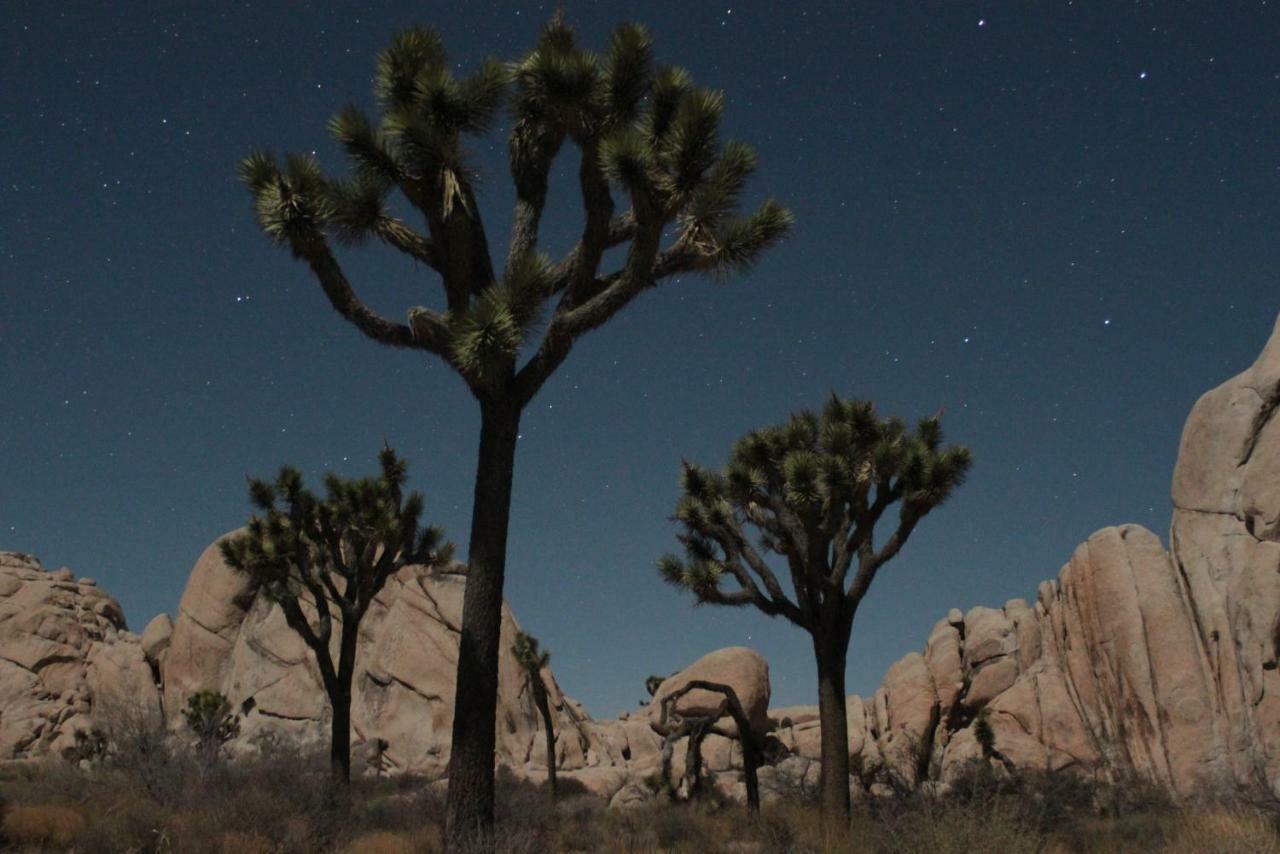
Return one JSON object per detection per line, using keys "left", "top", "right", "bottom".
{"left": 0, "top": 552, "right": 160, "bottom": 761}
{"left": 647, "top": 646, "right": 772, "bottom": 739}
{"left": 769, "top": 315, "right": 1280, "bottom": 798}
{"left": 159, "top": 544, "right": 597, "bottom": 777}
{"left": 6, "top": 317, "right": 1280, "bottom": 799}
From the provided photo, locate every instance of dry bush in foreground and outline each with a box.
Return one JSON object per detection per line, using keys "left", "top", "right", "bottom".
{"left": 3, "top": 739, "right": 1280, "bottom": 852}
{"left": 1, "top": 804, "right": 87, "bottom": 849}
{"left": 1166, "top": 808, "right": 1280, "bottom": 854}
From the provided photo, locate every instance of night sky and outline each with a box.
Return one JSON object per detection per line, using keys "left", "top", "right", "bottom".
{"left": 3, "top": 2, "right": 1278, "bottom": 716}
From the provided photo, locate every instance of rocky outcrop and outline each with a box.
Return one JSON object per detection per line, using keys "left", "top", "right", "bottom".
{"left": 0, "top": 553, "right": 160, "bottom": 760}
{"left": 647, "top": 646, "right": 771, "bottom": 739}
{"left": 159, "top": 537, "right": 598, "bottom": 778}
{"left": 770, "top": 315, "right": 1280, "bottom": 799}
{"left": 8, "top": 316, "right": 1280, "bottom": 803}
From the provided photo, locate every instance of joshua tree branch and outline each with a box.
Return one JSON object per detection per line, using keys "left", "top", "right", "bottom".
{"left": 512, "top": 197, "right": 663, "bottom": 406}
{"left": 548, "top": 212, "right": 637, "bottom": 294}
{"left": 372, "top": 217, "right": 440, "bottom": 271}
{"left": 506, "top": 125, "right": 565, "bottom": 276}
{"left": 405, "top": 308, "right": 452, "bottom": 359}
{"left": 278, "top": 595, "right": 336, "bottom": 692}
{"left": 846, "top": 504, "right": 921, "bottom": 610}
{"left": 729, "top": 531, "right": 803, "bottom": 625}
{"left": 291, "top": 233, "right": 419, "bottom": 350}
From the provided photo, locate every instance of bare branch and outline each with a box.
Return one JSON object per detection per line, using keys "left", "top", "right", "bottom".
{"left": 292, "top": 233, "right": 419, "bottom": 350}
{"left": 548, "top": 211, "right": 638, "bottom": 294}
{"left": 559, "top": 143, "right": 616, "bottom": 308}
{"left": 732, "top": 534, "right": 804, "bottom": 626}
{"left": 512, "top": 200, "right": 664, "bottom": 405}
{"left": 373, "top": 216, "right": 440, "bottom": 270}
{"left": 406, "top": 307, "right": 452, "bottom": 358}
{"left": 506, "top": 121, "right": 565, "bottom": 275}
{"left": 846, "top": 502, "right": 921, "bottom": 611}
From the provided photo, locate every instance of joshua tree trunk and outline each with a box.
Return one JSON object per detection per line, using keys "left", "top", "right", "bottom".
{"left": 446, "top": 400, "right": 521, "bottom": 848}
{"left": 742, "top": 726, "right": 761, "bottom": 814}
{"left": 329, "top": 622, "right": 360, "bottom": 785}
{"left": 532, "top": 680, "right": 557, "bottom": 797}
{"left": 814, "top": 628, "right": 852, "bottom": 832}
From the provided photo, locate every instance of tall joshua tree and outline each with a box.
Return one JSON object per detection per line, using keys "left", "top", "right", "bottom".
{"left": 238, "top": 15, "right": 789, "bottom": 846}
{"left": 659, "top": 397, "right": 970, "bottom": 829}
{"left": 512, "top": 631, "right": 556, "bottom": 798}
{"left": 220, "top": 448, "right": 452, "bottom": 784}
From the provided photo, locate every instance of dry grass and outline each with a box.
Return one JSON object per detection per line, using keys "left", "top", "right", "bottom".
{"left": 219, "top": 831, "right": 276, "bottom": 854}
{"left": 1166, "top": 808, "right": 1280, "bottom": 854}
{"left": 344, "top": 829, "right": 442, "bottom": 854}
{"left": 2, "top": 803, "right": 87, "bottom": 848}
{"left": 2, "top": 742, "right": 1279, "bottom": 853}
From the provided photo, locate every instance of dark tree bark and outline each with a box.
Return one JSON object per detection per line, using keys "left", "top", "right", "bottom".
{"left": 814, "top": 629, "right": 852, "bottom": 831}
{"left": 531, "top": 680, "right": 558, "bottom": 798}
{"left": 328, "top": 621, "right": 360, "bottom": 784}
{"left": 445, "top": 401, "right": 521, "bottom": 848}
{"left": 655, "top": 679, "right": 762, "bottom": 814}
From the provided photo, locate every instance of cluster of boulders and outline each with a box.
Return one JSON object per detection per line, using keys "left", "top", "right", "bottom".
{"left": 0, "top": 553, "right": 158, "bottom": 760}
{"left": 6, "top": 317, "right": 1280, "bottom": 802}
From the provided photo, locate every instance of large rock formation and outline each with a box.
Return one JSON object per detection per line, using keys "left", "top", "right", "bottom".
{"left": 160, "top": 537, "right": 598, "bottom": 778}
{"left": 0, "top": 553, "right": 160, "bottom": 760}
{"left": 6, "top": 315, "right": 1280, "bottom": 803}
{"left": 771, "top": 315, "right": 1280, "bottom": 799}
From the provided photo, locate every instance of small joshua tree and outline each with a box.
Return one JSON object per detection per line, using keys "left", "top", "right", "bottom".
{"left": 659, "top": 396, "right": 971, "bottom": 829}
{"left": 974, "top": 708, "right": 1014, "bottom": 774}
{"left": 512, "top": 631, "right": 556, "bottom": 797}
{"left": 238, "top": 16, "right": 789, "bottom": 846}
{"left": 220, "top": 447, "right": 452, "bottom": 783}
{"left": 182, "top": 690, "right": 241, "bottom": 758}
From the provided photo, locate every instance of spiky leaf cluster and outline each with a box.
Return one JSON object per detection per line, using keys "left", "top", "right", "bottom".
{"left": 659, "top": 396, "right": 971, "bottom": 623}
{"left": 182, "top": 690, "right": 241, "bottom": 752}
{"left": 512, "top": 630, "right": 551, "bottom": 676}
{"left": 220, "top": 447, "right": 453, "bottom": 640}
{"left": 239, "top": 16, "right": 792, "bottom": 401}
{"left": 507, "top": 19, "right": 791, "bottom": 264}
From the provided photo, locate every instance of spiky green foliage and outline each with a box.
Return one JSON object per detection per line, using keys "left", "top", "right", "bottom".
{"left": 512, "top": 630, "right": 551, "bottom": 675}
{"left": 181, "top": 690, "right": 240, "bottom": 756}
{"left": 660, "top": 396, "right": 971, "bottom": 624}
{"left": 220, "top": 447, "right": 452, "bottom": 621}
{"left": 239, "top": 16, "right": 791, "bottom": 398}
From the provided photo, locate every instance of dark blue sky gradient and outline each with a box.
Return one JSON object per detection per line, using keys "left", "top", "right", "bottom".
{"left": 2, "top": 2, "right": 1277, "bottom": 715}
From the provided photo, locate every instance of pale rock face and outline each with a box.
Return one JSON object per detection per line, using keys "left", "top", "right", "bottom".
{"left": 9, "top": 317, "right": 1280, "bottom": 803}
{"left": 159, "top": 544, "right": 598, "bottom": 778}
{"left": 140, "top": 613, "right": 173, "bottom": 666}
{"left": 0, "top": 552, "right": 160, "bottom": 760}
